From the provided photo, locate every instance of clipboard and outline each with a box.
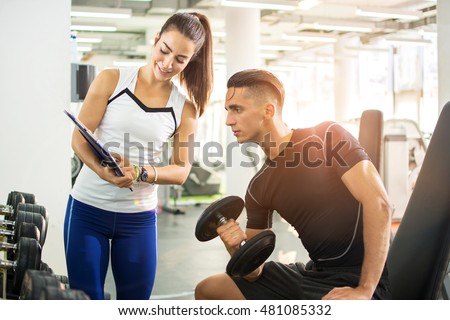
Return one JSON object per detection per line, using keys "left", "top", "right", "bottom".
{"left": 64, "top": 109, "right": 127, "bottom": 180}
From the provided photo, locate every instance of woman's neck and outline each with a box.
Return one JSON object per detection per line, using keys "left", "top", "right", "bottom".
{"left": 139, "top": 65, "right": 171, "bottom": 89}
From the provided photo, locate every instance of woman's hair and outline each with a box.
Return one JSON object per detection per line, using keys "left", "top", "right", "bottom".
{"left": 159, "top": 12, "right": 214, "bottom": 116}
{"left": 227, "top": 69, "right": 285, "bottom": 111}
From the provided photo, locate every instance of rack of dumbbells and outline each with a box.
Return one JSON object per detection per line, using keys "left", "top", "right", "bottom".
{"left": 0, "top": 191, "right": 90, "bottom": 300}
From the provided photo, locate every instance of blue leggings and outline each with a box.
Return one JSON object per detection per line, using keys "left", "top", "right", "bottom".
{"left": 64, "top": 196, "right": 158, "bottom": 300}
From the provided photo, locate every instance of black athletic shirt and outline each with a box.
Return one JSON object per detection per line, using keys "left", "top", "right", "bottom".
{"left": 245, "top": 121, "right": 370, "bottom": 268}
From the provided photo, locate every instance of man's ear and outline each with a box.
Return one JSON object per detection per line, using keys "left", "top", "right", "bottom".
{"left": 264, "top": 103, "right": 275, "bottom": 119}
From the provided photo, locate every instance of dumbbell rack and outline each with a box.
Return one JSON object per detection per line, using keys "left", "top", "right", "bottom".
{"left": 1, "top": 215, "right": 8, "bottom": 299}
{"left": 1, "top": 273, "right": 5, "bottom": 300}
{"left": 0, "top": 191, "right": 45, "bottom": 300}
{"left": 1, "top": 202, "right": 11, "bottom": 299}
{"left": 0, "top": 191, "right": 94, "bottom": 300}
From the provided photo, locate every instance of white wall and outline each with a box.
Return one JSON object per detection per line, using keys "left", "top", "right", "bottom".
{"left": 0, "top": 0, "right": 72, "bottom": 275}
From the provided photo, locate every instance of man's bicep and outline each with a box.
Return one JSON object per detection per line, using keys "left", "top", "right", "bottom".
{"left": 341, "top": 160, "right": 387, "bottom": 204}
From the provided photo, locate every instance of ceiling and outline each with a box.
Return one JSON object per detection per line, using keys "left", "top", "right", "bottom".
{"left": 70, "top": 0, "right": 437, "bottom": 65}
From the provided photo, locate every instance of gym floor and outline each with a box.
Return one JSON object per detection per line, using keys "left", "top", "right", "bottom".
{"left": 104, "top": 197, "right": 310, "bottom": 300}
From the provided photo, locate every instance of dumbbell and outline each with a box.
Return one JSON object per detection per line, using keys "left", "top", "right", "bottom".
{"left": 39, "top": 261, "right": 69, "bottom": 284}
{"left": 0, "top": 191, "right": 36, "bottom": 219}
{"left": 2, "top": 210, "right": 46, "bottom": 264}
{"left": 10, "top": 203, "right": 49, "bottom": 246}
{"left": 7, "top": 191, "right": 36, "bottom": 206}
{"left": 1, "top": 205, "right": 46, "bottom": 249}
{"left": 0, "top": 220, "right": 41, "bottom": 295}
{"left": 1, "top": 202, "right": 48, "bottom": 229}
{"left": 12, "top": 203, "right": 48, "bottom": 223}
{"left": 0, "top": 221, "right": 41, "bottom": 244}
{"left": 39, "top": 286, "right": 90, "bottom": 300}
{"left": 20, "top": 269, "right": 65, "bottom": 299}
{"left": 2, "top": 190, "right": 46, "bottom": 231}
{"left": 195, "top": 196, "right": 276, "bottom": 277}
{"left": 1, "top": 210, "right": 46, "bottom": 247}
{"left": 0, "top": 195, "right": 25, "bottom": 220}
{"left": 0, "top": 237, "right": 42, "bottom": 295}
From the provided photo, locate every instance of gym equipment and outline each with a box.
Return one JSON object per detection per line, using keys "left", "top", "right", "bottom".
{"left": 3, "top": 192, "right": 47, "bottom": 226}
{"left": 358, "top": 109, "right": 383, "bottom": 172}
{"left": 161, "top": 185, "right": 186, "bottom": 215}
{"left": 39, "top": 286, "right": 90, "bottom": 300}
{"left": 1, "top": 192, "right": 38, "bottom": 225}
{"left": 71, "top": 153, "right": 83, "bottom": 186}
{"left": 195, "top": 196, "right": 276, "bottom": 277}
{"left": 383, "top": 118, "right": 429, "bottom": 222}
{"left": 20, "top": 269, "right": 64, "bottom": 300}
{"left": 195, "top": 196, "right": 244, "bottom": 241}
{"left": 1, "top": 202, "right": 48, "bottom": 225}
{"left": 0, "top": 221, "right": 40, "bottom": 244}
{"left": 40, "top": 261, "right": 53, "bottom": 273}
{"left": 39, "top": 261, "right": 69, "bottom": 284}
{"left": 71, "top": 63, "right": 96, "bottom": 103}
{"left": 0, "top": 201, "right": 23, "bottom": 221}
{"left": 0, "top": 237, "right": 41, "bottom": 294}
{"left": 2, "top": 193, "right": 24, "bottom": 218}
{"left": 183, "top": 162, "right": 221, "bottom": 197}
{"left": 6, "top": 192, "right": 24, "bottom": 208}
{"left": 386, "top": 101, "right": 450, "bottom": 299}
{"left": 11, "top": 203, "right": 48, "bottom": 245}
{"left": 7, "top": 191, "right": 36, "bottom": 206}
{"left": 12, "top": 203, "right": 48, "bottom": 224}
{"left": 1, "top": 211, "right": 46, "bottom": 247}
{"left": 226, "top": 230, "right": 276, "bottom": 277}
{"left": 1, "top": 204, "right": 47, "bottom": 247}
{"left": 17, "top": 204, "right": 48, "bottom": 243}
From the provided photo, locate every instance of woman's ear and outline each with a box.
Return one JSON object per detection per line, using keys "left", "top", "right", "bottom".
{"left": 154, "top": 32, "right": 161, "bottom": 45}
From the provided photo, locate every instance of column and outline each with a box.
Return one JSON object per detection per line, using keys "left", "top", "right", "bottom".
{"left": 0, "top": 0, "right": 72, "bottom": 275}
{"left": 333, "top": 36, "right": 361, "bottom": 122}
{"left": 224, "top": 7, "right": 260, "bottom": 198}
{"left": 437, "top": 0, "right": 450, "bottom": 111}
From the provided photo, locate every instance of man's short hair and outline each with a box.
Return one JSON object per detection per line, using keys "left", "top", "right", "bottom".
{"left": 227, "top": 69, "right": 285, "bottom": 109}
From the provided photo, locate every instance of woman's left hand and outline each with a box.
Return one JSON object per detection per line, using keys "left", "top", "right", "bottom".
{"left": 107, "top": 153, "right": 137, "bottom": 188}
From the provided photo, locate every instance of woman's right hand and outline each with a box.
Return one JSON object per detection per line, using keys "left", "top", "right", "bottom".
{"left": 95, "top": 153, "right": 136, "bottom": 189}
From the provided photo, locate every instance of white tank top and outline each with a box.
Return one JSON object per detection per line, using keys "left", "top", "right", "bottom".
{"left": 71, "top": 67, "right": 186, "bottom": 212}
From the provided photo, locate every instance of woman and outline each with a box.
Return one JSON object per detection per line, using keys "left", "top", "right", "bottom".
{"left": 64, "top": 12, "right": 214, "bottom": 300}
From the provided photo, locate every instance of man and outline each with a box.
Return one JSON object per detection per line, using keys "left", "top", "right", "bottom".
{"left": 195, "top": 69, "right": 392, "bottom": 300}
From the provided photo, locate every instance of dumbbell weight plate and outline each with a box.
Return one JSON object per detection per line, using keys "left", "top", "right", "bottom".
{"left": 226, "top": 230, "right": 276, "bottom": 277}
{"left": 40, "top": 261, "right": 54, "bottom": 273}
{"left": 14, "top": 222, "right": 40, "bottom": 244}
{"left": 6, "top": 211, "right": 45, "bottom": 262}
{"left": 8, "top": 191, "right": 36, "bottom": 205}
{"left": 39, "top": 261, "right": 69, "bottom": 284}
{"left": 6, "top": 192, "right": 25, "bottom": 209}
{"left": 40, "top": 286, "right": 90, "bottom": 300}
{"left": 195, "top": 196, "right": 244, "bottom": 242}
{"left": 16, "top": 203, "right": 48, "bottom": 223}
{"left": 1, "top": 193, "right": 24, "bottom": 220}
{"left": 16, "top": 203, "right": 48, "bottom": 245}
{"left": 15, "top": 211, "right": 46, "bottom": 246}
{"left": 13, "top": 237, "right": 42, "bottom": 294}
{"left": 5, "top": 212, "right": 44, "bottom": 262}
{"left": 20, "top": 192, "right": 36, "bottom": 204}
{"left": 20, "top": 269, "right": 62, "bottom": 300}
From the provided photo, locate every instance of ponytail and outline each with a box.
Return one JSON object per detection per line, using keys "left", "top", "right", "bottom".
{"left": 160, "top": 12, "right": 214, "bottom": 116}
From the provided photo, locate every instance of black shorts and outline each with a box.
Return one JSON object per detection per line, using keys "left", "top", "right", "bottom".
{"left": 232, "top": 261, "right": 391, "bottom": 300}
